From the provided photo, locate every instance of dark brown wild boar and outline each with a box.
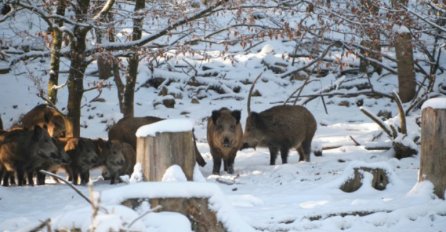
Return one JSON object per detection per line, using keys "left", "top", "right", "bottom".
{"left": 241, "top": 75, "right": 319, "bottom": 165}
{"left": 13, "top": 104, "right": 73, "bottom": 138}
{"left": 94, "top": 139, "right": 136, "bottom": 184}
{"left": 0, "top": 126, "right": 63, "bottom": 186}
{"left": 109, "top": 116, "right": 206, "bottom": 167}
{"left": 207, "top": 108, "right": 243, "bottom": 175}
{"left": 62, "top": 137, "right": 99, "bottom": 185}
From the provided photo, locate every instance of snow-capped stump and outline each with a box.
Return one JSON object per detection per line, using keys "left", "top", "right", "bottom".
{"left": 101, "top": 183, "right": 255, "bottom": 232}
{"left": 420, "top": 98, "right": 446, "bottom": 199}
{"left": 136, "top": 119, "right": 196, "bottom": 181}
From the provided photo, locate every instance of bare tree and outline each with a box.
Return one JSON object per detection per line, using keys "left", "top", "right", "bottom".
{"left": 48, "top": 0, "right": 66, "bottom": 105}
{"left": 391, "top": 0, "right": 416, "bottom": 103}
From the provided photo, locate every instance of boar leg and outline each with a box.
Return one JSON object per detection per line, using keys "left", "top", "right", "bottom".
{"left": 26, "top": 171, "right": 34, "bottom": 186}
{"left": 16, "top": 167, "right": 26, "bottom": 186}
{"left": 37, "top": 172, "right": 46, "bottom": 185}
{"left": 80, "top": 171, "right": 90, "bottom": 185}
{"left": 223, "top": 156, "right": 235, "bottom": 174}
{"left": 268, "top": 146, "right": 279, "bottom": 165}
{"left": 280, "top": 146, "right": 290, "bottom": 164}
{"left": 297, "top": 140, "right": 312, "bottom": 162}
{"left": 2, "top": 172, "right": 10, "bottom": 186}
{"left": 71, "top": 169, "right": 80, "bottom": 185}
{"left": 212, "top": 158, "right": 222, "bottom": 175}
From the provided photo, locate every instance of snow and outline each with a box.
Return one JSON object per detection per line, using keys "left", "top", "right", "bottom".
{"left": 1, "top": 2, "right": 446, "bottom": 232}
{"left": 135, "top": 119, "right": 194, "bottom": 137}
{"left": 421, "top": 97, "right": 446, "bottom": 110}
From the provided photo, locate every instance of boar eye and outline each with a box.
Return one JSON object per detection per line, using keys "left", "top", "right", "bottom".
{"left": 217, "top": 125, "right": 223, "bottom": 130}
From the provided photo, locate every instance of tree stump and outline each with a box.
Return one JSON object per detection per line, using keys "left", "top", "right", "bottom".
{"left": 136, "top": 119, "right": 196, "bottom": 181}
{"left": 150, "top": 197, "right": 225, "bottom": 232}
{"left": 340, "top": 167, "right": 389, "bottom": 193}
{"left": 420, "top": 102, "right": 446, "bottom": 199}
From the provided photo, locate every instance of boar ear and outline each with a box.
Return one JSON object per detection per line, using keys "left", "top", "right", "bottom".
{"left": 232, "top": 110, "right": 241, "bottom": 124}
{"left": 211, "top": 110, "right": 220, "bottom": 124}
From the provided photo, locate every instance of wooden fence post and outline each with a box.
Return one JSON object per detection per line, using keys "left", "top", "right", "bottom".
{"left": 136, "top": 119, "right": 196, "bottom": 181}
{"left": 420, "top": 99, "right": 446, "bottom": 199}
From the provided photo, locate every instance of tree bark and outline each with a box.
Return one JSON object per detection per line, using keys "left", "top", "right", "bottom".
{"left": 48, "top": 0, "right": 66, "bottom": 104}
{"left": 136, "top": 131, "right": 196, "bottom": 181}
{"left": 420, "top": 107, "right": 446, "bottom": 199}
{"left": 67, "top": 0, "right": 90, "bottom": 137}
{"left": 392, "top": 0, "right": 416, "bottom": 103}
{"left": 67, "top": 28, "right": 88, "bottom": 137}
{"left": 122, "top": 0, "right": 145, "bottom": 118}
{"left": 122, "top": 197, "right": 225, "bottom": 232}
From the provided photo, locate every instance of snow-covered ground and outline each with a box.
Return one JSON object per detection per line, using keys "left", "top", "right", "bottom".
{"left": 1, "top": 59, "right": 446, "bottom": 231}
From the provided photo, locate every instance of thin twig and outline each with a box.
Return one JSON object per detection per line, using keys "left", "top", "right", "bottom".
{"left": 29, "top": 219, "right": 51, "bottom": 232}
{"left": 39, "top": 170, "right": 93, "bottom": 206}
{"left": 349, "top": 136, "right": 361, "bottom": 146}
{"left": 127, "top": 205, "right": 163, "bottom": 229}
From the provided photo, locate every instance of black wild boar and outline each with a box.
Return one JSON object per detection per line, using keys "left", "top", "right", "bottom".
{"left": 241, "top": 105, "right": 318, "bottom": 165}
{"left": 13, "top": 104, "right": 73, "bottom": 138}
{"left": 241, "top": 74, "right": 319, "bottom": 165}
{"left": 0, "top": 126, "right": 62, "bottom": 186}
{"left": 207, "top": 108, "right": 243, "bottom": 175}
{"left": 109, "top": 116, "right": 206, "bottom": 167}
{"left": 62, "top": 137, "right": 100, "bottom": 185}
{"left": 95, "top": 139, "right": 135, "bottom": 184}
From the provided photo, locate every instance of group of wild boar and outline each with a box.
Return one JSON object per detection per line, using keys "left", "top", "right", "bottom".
{"left": 208, "top": 104, "right": 319, "bottom": 175}
{"left": 0, "top": 85, "right": 319, "bottom": 186}
{"left": 0, "top": 104, "right": 140, "bottom": 186}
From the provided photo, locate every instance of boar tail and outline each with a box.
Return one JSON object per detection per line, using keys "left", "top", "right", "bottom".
{"left": 247, "top": 73, "right": 262, "bottom": 114}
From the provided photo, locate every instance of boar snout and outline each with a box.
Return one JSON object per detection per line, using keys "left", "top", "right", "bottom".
{"left": 223, "top": 137, "right": 230, "bottom": 147}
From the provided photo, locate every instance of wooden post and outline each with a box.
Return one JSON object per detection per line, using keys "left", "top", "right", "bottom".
{"left": 136, "top": 119, "right": 196, "bottom": 181}
{"left": 420, "top": 104, "right": 446, "bottom": 199}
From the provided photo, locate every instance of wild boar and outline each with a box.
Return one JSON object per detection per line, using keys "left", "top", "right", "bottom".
{"left": 108, "top": 116, "right": 206, "bottom": 167}
{"left": 241, "top": 105, "right": 318, "bottom": 165}
{"left": 241, "top": 74, "right": 319, "bottom": 165}
{"left": 13, "top": 104, "right": 73, "bottom": 138}
{"left": 207, "top": 108, "right": 243, "bottom": 175}
{"left": 63, "top": 137, "right": 100, "bottom": 185}
{"left": 0, "top": 126, "right": 63, "bottom": 186}
{"left": 95, "top": 139, "right": 135, "bottom": 184}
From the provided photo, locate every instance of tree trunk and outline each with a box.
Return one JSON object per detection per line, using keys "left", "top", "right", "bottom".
{"left": 67, "top": 0, "right": 90, "bottom": 137}
{"left": 122, "top": 0, "right": 145, "bottom": 118}
{"left": 136, "top": 130, "right": 196, "bottom": 181}
{"left": 122, "top": 196, "right": 226, "bottom": 232}
{"left": 359, "top": 0, "right": 382, "bottom": 75}
{"left": 48, "top": 0, "right": 66, "bottom": 104}
{"left": 420, "top": 107, "right": 446, "bottom": 199}
{"left": 67, "top": 29, "right": 88, "bottom": 137}
{"left": 392, "top": 0, "right": 416, "bottom": 103}
{"left": 150, "top": 198, "right": 225, "bottom": 232}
